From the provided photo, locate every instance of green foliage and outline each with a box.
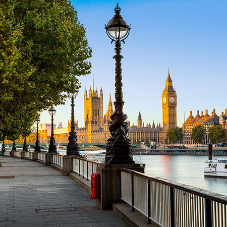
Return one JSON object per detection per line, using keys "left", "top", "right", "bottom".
{"left": 0, "top": 0, "right": 92, "bottom": 141}
{"left": 208, "top": 125, "right": 226, "bottom": 144}
{"left": 191, "top": 125, "right": 205, "bottom": 144}
{"left": 166, "top": 127, "right": 183, "bottom": 144}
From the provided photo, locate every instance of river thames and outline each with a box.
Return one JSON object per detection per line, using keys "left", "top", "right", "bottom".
{"left": 60, "top": 149, "right": 227, "bottom": 197}
{"left": 133, "top": 154, "right": 227, "bottom": 196}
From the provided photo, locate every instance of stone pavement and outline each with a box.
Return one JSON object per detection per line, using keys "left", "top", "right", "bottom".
{"left": 0, "top": 157, "right": 128, "bottom": 227}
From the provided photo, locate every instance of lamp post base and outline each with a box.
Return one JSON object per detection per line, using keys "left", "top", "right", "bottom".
{"left": 35, "top": 140, "right": 41, "bottom": 152}
{"left": 12, "top": 142, "right": 17, "bottom": 151}
{"left": 96, "top": 163, "right": 144, "bottom": 210}
{"left": 106, "top": 140, "right": 135, "bottom": 164}
{"left": 49, "top": 136, "right": 57, "bottom": 153}
{"left": 67, "top": 145, "right": 79, "bottom": 155}
{"left": 48, "top": 145, "right": 57, "bottom": 153}
{"left": 23, "top": 140, "right": 28, "bottom": 152}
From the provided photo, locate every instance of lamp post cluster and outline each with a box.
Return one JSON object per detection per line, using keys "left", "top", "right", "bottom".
{"left": 105, "top": 4, "right": 134, "bottom": 164}
{"left": 47, "top": 91, "right": 79, "bottom": 155}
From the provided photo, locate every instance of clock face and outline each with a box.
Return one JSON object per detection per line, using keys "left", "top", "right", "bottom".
{"left": 170, "top": 97, "right": 175, "bottom": 103}
{"left": 163, "top": 97, "right": 166, "bottom": 103}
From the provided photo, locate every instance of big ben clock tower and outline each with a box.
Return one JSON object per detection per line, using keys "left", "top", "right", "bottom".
{"left": 162, "top": 70, "right": 177, "bottom": 133}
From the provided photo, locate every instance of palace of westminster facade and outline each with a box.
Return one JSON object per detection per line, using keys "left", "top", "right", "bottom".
{"left": 31, "top": 71, "right": 226, "bottom": 145}
{"left": 37, "top": 71, "right": 177, "bottom": 145}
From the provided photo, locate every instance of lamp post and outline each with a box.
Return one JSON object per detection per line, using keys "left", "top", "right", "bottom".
{"left": 23, "top": 136, "right": 28, "bottom": 151}
{"left": 35, "top": 118, "right": 41, "bottom": 152}
{"left": 67, "top": 90, "right": 79, "bottom": 155}
{"left": 48, "top": 106, "right": 57, "bottom": 153}
{"left": 105, "top": 4, "right": 134, "bottom": 164}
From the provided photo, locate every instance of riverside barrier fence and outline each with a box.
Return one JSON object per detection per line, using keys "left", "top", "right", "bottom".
{"left": 2, "top": 150, "right": 227, "bottom": 227}
{"left": 72, "top": 158, "right": 98, "bottom": 181}
{"left": 119, "top": 168, "right": 227, "bottom": 227}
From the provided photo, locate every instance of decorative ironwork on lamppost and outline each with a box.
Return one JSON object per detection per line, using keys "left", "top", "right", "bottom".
{"left": 105, "top": 4, "right": 135, "bottom": 164}
{"left": 35, "top": 118, "right": 41, "bottom": 152}
{"left": 67, "top": 90, "right": 79, "bottom": 155}
{"left": 48, "top": 106, "right": 57, "bottom": 153}
{"left": 12, "top": 141, "right": 17, "bottom": 151}
{"left": 23, "top": 136, "right": 28, "bottom": 151}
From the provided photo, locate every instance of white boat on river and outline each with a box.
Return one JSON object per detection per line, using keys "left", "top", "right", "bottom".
{"left": 204, "top": 159, "right": 227, "bottom": 178}
{"left": 204, "top": 144, "right": 227, "bottom": 178}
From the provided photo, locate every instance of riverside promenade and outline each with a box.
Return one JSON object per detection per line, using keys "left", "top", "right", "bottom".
{"left": 0, "top": 157, "right": 128, "bottom": 227}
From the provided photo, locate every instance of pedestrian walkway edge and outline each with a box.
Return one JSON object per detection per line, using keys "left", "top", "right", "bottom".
{"left": 112, "top": 203, "right": 161, "bottom": 227}
{"left": 69, "top": 172, "right": 91, "bottom": 194}
{"left": 68, "top": 172, "right": 160, "bottom": 227}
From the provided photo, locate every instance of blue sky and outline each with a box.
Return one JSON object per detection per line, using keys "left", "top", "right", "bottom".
{"left": 40, "top": 0, "right": 227, "bottom": 129}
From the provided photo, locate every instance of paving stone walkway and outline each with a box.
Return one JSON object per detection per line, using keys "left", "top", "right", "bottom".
{"left": 0, "top": 157, "right": 128, "bottom": 227}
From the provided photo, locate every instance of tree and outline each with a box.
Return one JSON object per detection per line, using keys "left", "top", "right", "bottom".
{"left": 166, "top": 127, "right": 183, "bottom": 144}
{"left": 208, "top": 125, "right": 226, "bottom": 144}
{"left": 191, "top": 125, "right": 205, "bottom": 144}
{"left": 0, "top": 0, "right": 92, "bottom": 140}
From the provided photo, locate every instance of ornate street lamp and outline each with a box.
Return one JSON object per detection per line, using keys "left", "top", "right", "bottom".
{"left": 12, "top": 141, "right": 17, "bottom": 151}
{"left": 48, "top": 106, "right": 57, "bottom": 153}
{"left": 1, "top": 139, "right": 6, "bottom": 154}
{"left": 67, "top": 90, "right": 79, "bottom": 155}
{"left": 35, "top": 118, "right": 41, "bottom": 152}
{"left": 105, "top": 4, "right": 134, "bottom": 164}
{"left": 23, "top": 136, "right": 28, "bottom": 151}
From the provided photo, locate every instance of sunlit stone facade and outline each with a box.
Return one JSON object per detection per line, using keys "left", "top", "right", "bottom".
{"left": 182, "top": 109, "right": 221, "bottom": 144}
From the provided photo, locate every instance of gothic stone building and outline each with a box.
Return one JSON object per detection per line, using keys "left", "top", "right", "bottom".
{"left": 37, "top": 71, "right": 178, "bottom": 145}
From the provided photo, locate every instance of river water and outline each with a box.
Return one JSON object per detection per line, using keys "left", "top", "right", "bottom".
{"left": 60, "top": 149, "right": 227, "bottom": 196}
{"left": 133, "top": 154, "right": 227, "bottom": 196}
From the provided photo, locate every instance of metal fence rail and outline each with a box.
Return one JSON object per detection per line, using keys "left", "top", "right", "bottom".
{"left": 4, "top": 151, "right": 10, "bottom": 156}
{"left": 72, "top": 158, "right": 99, "bottom": 181}
{"left": 13, "top": 151, "right": 21, "bottom": 158}
{"left": 119, "top": 168, "right": 227, "bottom": 227}
{"left": 52, "top": 154, "right": 63, "bottom": 167}
{"left": 38, "top": 152, "right": 46, "bottom": 162}
{"left": 24, "top": 151, "right": 32, "bottom": 159}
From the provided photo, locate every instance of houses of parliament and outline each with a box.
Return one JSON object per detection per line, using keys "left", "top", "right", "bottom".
{"left": 6, "top": 69, "right": 227, "bottom": 145}
{"left": 36, "top": 71, "right": 177, "bottom": 145}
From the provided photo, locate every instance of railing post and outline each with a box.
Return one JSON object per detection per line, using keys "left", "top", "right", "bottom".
{"left": 119, "top": 171, "right": 122, "bottom": 202}
{"left": 205, "top": 199, "right": 212, "bottom": 227}
{"left": 170, "top": 187, "right": 174, "bottom": 227}
{"left": 79, "top": 159, "right": 80, "bottom": 176}
{"left": 147, "top": 180, "right": 151, "bottom": 224}
{"left": 83, "top": 160, "right": 84, "bottom": 178}
{"left": 131, "top": 174, "right": 135, "bottom": 211}
{"left": 87, "top": 161, "right": 89, "bottom": 181}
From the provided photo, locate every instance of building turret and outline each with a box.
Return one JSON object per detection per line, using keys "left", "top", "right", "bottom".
{"left": 84, "top": 87, "right": 87, "bottom": 98}
{"left": 196, "top": 110, "right": 200, "bottom": 117}
{"left": 137, "top": 112, "right": 142, "bottom": 128}
{"left": 212, "top": 109, "right": 217, "bottom": 116}
{"left": 89, "top": 86, "right": 92, "bottom": 97}
{"left": 100, "top": 87, "right": 103, "bottom": 98}
{"left": 105, "top": 94, "right": 113, "bottom": 122}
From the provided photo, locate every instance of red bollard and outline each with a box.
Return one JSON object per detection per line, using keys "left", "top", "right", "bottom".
{"left": 90, "top": 173, "right": 100, "bottom": 199}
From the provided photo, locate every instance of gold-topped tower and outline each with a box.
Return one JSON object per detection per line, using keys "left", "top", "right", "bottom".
{"left": 162, "top": 70, "right": 177, "bottom": 134}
